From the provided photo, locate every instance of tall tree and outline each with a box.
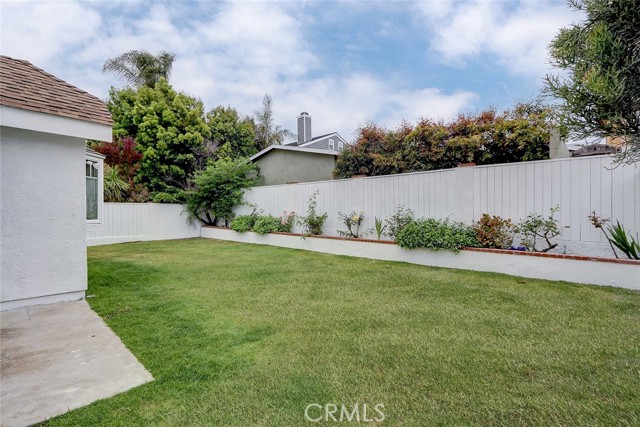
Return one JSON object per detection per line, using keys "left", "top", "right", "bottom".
{"left": 103, "top": 50, "right": 175, "bottom": 88}
{"left": 545, "top": 0, "right": 640, "bottom": 163}
{"left": 107, "top": 79, "right": 210, "bottom": 202}
{"left": 253, "top": 94, "right": 295, "bottom": 150}
{"left": 206, "top": 106, "right": 257, "bottom": 159}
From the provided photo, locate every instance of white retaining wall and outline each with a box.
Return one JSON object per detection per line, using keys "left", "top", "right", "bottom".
{"left": 239, "top": 156, "right": 639, "bottom": 258}
{"left": 87, "top": 203, "right": 200, "bottom": 246}
{"left": 201, "top": 228, "right": 640, "bottom": 290}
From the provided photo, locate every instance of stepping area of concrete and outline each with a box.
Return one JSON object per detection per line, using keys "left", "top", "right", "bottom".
{"left": 1, "top": 300, "right": 153, "bottom": 427}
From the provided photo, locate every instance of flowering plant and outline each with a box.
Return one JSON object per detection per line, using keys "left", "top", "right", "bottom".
{"left": 279, "top": 210, "right": 296, "bottom": 232}
{"left": 337, "top": 210, "right": 366, "bottom": 238}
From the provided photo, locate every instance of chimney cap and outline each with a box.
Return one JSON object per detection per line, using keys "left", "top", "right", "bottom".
{"left": 300, "top": 111, "right": 309, "bottom": 115}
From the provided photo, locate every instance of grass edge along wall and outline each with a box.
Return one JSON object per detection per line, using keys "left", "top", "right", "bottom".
{"left": 200, "top": 228, "right": 640, "bottom": 290}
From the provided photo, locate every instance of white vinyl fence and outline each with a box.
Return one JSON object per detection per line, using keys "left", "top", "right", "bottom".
{"left": 87, "top": 203, "right": 199, "bottom": 246}
{"left": 238, "top": 156, "right": 639, "bottom": 257}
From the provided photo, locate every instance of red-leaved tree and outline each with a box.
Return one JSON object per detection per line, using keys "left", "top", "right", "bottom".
{"left": 91, "top": 137, "right": 148, "bottom": 201}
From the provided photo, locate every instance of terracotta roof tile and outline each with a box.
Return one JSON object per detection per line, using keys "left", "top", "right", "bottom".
{"left": 0, "top": 55, "right": 113, "bottom": 127}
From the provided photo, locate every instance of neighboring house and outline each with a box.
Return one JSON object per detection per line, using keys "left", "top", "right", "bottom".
{"left": 251, "top": 145, "right": 338, "bottom": 186}
{"left": 0, "top": 55, "right": 112, "bottom": 311}
{"left": 251, "top": 112, "right": 347, "bottom": 185}
{"left": 286, "top": 111, "right": 348, "bottom": 151}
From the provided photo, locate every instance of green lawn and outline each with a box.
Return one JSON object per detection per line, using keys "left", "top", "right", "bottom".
{"left": 44, "top": 238, "right": 640, "bottom": 426}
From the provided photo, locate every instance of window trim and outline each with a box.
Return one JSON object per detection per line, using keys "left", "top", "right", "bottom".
{"left": 85, "top": 154, "right": 104, "bottom": 224}
{"left": 338, "top": 140, "right": 344, "bottom": 151}
{"left": 328, "top": 138, "right": 335, "bottom": 150}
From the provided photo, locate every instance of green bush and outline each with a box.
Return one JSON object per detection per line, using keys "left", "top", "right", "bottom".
{"left": 278, "top": 211, "right": 296, "bottom": 233}
{"left": 384, "top": 205, "right": 414, "bottom": 240}
{"left": 186, "top": 157, "right": 259, "bottom": 226}
{"left": 515, "top": 207, "right": 561, "bottom": 252}
{"left": 253, "top": 215, "right": 284, "bottom": 234}
{"left": 230, "top": 215, "right": 256, "bottom": 232}
{"left": 152, "top": 191, "right": 188, "bottom": 204}
{"left": 396, "top": 218, "right": 479, "bottom": 252}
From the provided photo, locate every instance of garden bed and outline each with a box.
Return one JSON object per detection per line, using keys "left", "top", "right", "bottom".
{"left": 201, "top": 226, "right": 639, "bottom": 290}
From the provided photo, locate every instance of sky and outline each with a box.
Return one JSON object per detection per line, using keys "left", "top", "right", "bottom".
{"left": 0, "top": 0, "right": 582, "bottom": 142}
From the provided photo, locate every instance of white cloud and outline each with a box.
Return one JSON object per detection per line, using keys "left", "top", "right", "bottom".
{"left": 276, "top": 75, "right": 476, "bottom": 141}
{"left": 416, "top": 0, "right": 578, "bottom": 78}
{"left": 0, "top": 0, "right": 478, "bottom": 141}
{"left": 0, "top": 0, "right": 101, "bottom": 65}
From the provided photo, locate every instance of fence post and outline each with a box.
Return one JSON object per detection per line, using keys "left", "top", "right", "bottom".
{"left": 451, "top": 164, "right": 475, "bottom": 224}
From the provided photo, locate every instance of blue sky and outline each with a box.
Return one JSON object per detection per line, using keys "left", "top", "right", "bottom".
{"left": 0, "top": 0, "right": 581, "bottom": 142}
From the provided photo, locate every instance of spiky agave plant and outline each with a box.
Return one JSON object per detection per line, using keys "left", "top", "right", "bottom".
{"left": 607, "top": 221, "right": 640, "bottom": 260}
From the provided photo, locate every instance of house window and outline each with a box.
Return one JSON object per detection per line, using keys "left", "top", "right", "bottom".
{"left": 338, "top": 141, "right": 344, "bottom": 151}
{"left": 86, "top": 161, "right": 99, "bottom": 220}
{"left": 329, "top": 138, "right": 335, "bottom": 150}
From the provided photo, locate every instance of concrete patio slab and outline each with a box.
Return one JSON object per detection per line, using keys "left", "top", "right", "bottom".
{"left": 0, "top": 300, "right": 153, "bottom": 427}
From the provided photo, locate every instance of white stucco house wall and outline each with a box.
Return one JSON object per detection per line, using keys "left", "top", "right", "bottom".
{"left": 0, "top": 55, "right": 113, "bottom": 311}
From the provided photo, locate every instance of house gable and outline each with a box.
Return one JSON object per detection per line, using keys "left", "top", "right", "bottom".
{"left": 298, "top": 132, "right": 348, "bottom": 151}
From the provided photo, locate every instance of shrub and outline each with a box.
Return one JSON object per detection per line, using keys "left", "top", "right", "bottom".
{"left": 297, "top": 190, "right": 328, "bottom": 235}
{"left": 230, "top": 215, "right": 256, "bottom": 232}
{"left": 396, "top": 218, "right": 479, "bottom": 252}
{"left": 152, "top": 191, "right": 188, "bottom": 204}
{"left": 230, "top": 203, "right": 262, "bottom": 232}
{"left": 278, "top": 211, "right": 296, "bottom": 233}
{"left": 186, "top": 157, "right": 259, "bottom": 226}
{"left": 474, "top": 214, "right": 515, "bottom": 249}
{"left": 253, "top": 215, "right": 283, "bottom": 234}
{"left": 384, "top": 205, "right": 414, "bottom": 240}
{"left": 515, "top": 207, "right": 561, "bottom": 252}
{"left": 337, "top": 211, "right": 365, "bottom": 238}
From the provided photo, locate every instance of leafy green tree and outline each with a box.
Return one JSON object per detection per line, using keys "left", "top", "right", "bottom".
{"left": 107, "top": 79, "right": 211, "bottom": 202}
{"left": 333, "top": 104, "right": 551, "bottom": 179}
{"left": 103, "top": 50, "right": 175, "bottom": 88}
{"left": 254, "top": 94, "right": 294, "bottom": 150}
{"left": 545, "top": 0, "right": 640, "bottom": 163}
{"left": 206, "top": 106, "right": 257, "bottom": 159}
{"left": 186, "top": 157, "right": 260, "bottom": 226}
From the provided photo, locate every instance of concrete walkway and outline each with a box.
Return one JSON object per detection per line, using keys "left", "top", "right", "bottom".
{"left": 0, "top": 300, "right": 153, "bottom": 427}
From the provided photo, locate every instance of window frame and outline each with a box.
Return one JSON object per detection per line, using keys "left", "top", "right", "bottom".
{"left": 328, "top": 138, "right": 335, "bottom": 150}
{"left": 85, "top": 152, "right": 104, "bottom": 224}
